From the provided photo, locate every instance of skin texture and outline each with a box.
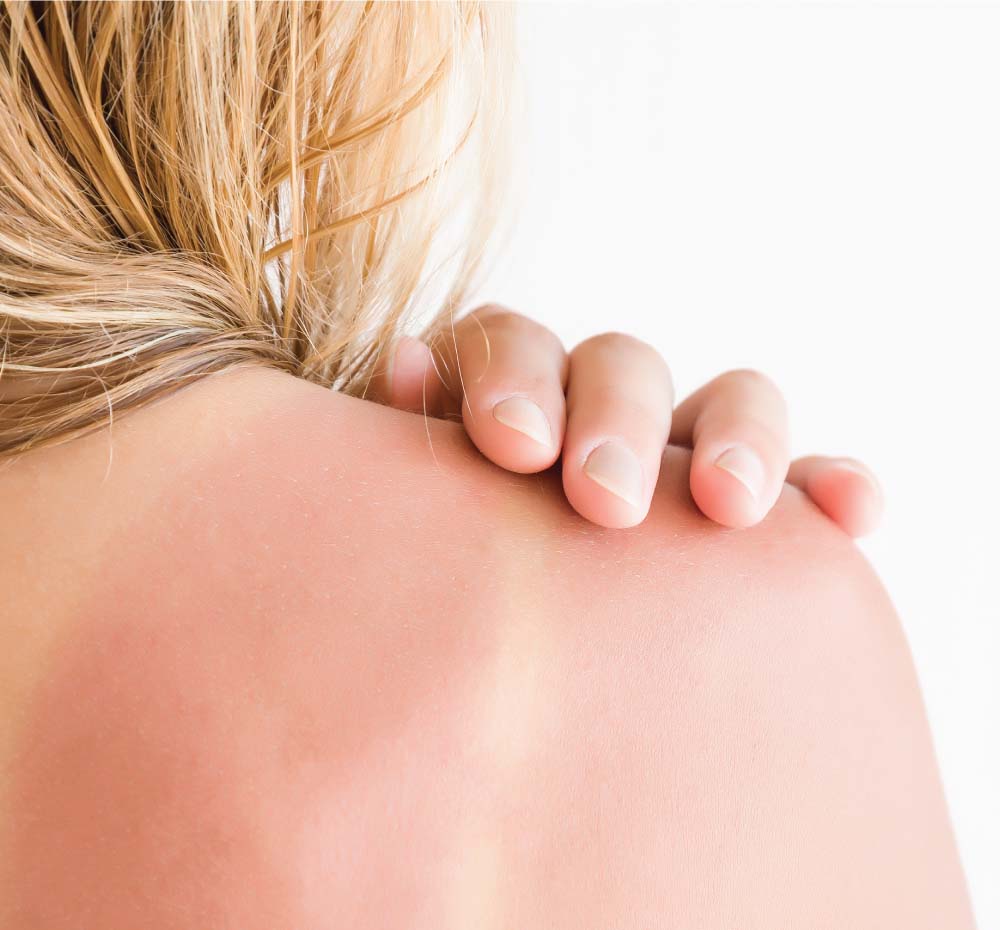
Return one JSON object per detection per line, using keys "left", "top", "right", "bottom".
{"left": 0, "top": 366, "right": 973, "bottom": 928}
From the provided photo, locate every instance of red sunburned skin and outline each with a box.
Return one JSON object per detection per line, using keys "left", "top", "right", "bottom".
{"left": 0, "top": 367, "right": 976, "bottom": 929}
{"left": 0, "top": 370, "right": 554, "bottom": 928}
{"left": 0, "top": 392, "right": 506, "bottom": 927}
{"left": 4, "top": 585, "right": 491, "bottom": 927}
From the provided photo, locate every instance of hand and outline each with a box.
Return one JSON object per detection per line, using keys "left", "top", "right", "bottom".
{"left": 369, "top": 305, "right": 883, "bottom": 534}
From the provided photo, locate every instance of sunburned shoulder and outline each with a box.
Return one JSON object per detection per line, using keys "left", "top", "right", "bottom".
{"left": 129, "top": 363, "right": 866, "bottom": 609}
{"left": 0, "top": 366, "right": 973, "bottom": 929}
{"left": 0, "top": 362, "right": 866, "bottom": 632}
{"left": 0, "top": 362, "right": 859, "bottom": 688}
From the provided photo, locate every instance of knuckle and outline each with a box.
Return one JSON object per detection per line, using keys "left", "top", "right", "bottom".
{"left": 577, "top": 331, "right": 672, "bottom": 398}
{"left": 708, "top": 369, "right": 789, "bottom": 448}
{"left": 579, "top": 331, "right": 669, "bottom": 373}
{"left": 466, "top": 304, "right": 524, "bottom": 328}
{"left": 466, "top": 306, "right": 563, "bottom": 352}
{"left": 582, "top": 330, "right": 657, "bottom": 357}
{"left": 720, "top": 367, "right": 781, "bottom": 395}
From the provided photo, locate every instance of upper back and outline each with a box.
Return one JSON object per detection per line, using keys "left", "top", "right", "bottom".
{"left": 0, "top": 367, "right": 973, "bottom": 928}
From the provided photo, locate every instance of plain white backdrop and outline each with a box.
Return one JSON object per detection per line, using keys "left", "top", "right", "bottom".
{"left": 486, "top": 3, "right": 999, "bottom": 926}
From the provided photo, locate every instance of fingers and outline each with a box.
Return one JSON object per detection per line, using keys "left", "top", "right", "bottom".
{"left": 426, "top": 305, "right": 569, "bottom": 473}
{"left": 787, "top": 455, "right": 884, "bottom": 537}
{"left": 371, "top": 330, "right": 882, "bottom": 538}
{"left": 367, "top": 335, "right": 449, "bottom": 414}
{"left": 671, "top": 369, "right": 790, "bottom": 529}
{"left": 366, "top": 307, "right": 568, "bottom": 473}
{"left": 562, "top": 333, "right": 674, "bottom": 529}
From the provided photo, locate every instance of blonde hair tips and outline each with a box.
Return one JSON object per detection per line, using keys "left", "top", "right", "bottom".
{"left": 0, "top": 1, "right": 514, "bottom": 454}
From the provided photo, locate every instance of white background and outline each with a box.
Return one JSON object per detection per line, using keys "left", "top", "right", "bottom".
{"left": 489, "top": 3, "right": 1000, "bottom": 925}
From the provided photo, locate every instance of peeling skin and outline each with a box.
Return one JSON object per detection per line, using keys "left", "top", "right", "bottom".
{"left": 0, "top": 367, "right": 976, "bottom": 928}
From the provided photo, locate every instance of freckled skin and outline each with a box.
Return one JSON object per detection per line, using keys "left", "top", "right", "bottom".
{"left": 0, "top": 368, "right": 975, "bottom": 928}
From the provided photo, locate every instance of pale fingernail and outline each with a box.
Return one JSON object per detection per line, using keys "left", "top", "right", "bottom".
{"left": 715, "top": 445, "right": 766, "bottom": 500}
{"left": 492, "top": 396, "right": 552, "bottom": 447}
{"left": 583, "top": 441, "right": 644, "bottom": 508}
{"left": 830, "top": 459, "right": 873, "bottom": 480}
{"left": 830, "top": 459, "right": 883, "bottom": 498}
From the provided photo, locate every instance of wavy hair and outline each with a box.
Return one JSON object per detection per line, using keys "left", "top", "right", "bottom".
{"left": 0, "top": 0, "right": 514, "bottom": 454}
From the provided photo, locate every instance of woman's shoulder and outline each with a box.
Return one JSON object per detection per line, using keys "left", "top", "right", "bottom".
{"left": 0, "top": 361, "right": 877, "bottom": 759}
{"left": 2, "top": 366, "right": 970, "bottom": 928}
{"left": 0, "top": 361, "right": 865, "bottom": 624}
{"left": 0, "top": 361, "right": 878, "bottom": 764}
{"left": 97, "top": 363, "right": 876, "bottom": 654}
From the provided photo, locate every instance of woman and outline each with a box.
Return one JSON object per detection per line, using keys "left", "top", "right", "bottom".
{"left": 0, "top": 3, "right": 974, "bottom": 927}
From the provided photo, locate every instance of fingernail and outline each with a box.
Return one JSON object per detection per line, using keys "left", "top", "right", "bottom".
{"left": 830, "top": 458, "right": 883, "bottom": 497}
{"left": 583, "top": 441, "right": 644, "bottom": 508}
{"left": 830, "top": 459, "right": 872, "bottom": 479}
{"left": 714, "top": 445, "right": 766, "bottom": 500}
{"left": 492, "top": 396, "right": 552, "bottom": 447}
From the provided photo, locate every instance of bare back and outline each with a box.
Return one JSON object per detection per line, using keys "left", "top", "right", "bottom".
{"left": 0, "top": 368, "right": 974, "bottom": 928}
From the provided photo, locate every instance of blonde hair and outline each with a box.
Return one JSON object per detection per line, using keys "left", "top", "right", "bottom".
{"left": 0, "top": 0, "right": 514, "bottom": 455}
